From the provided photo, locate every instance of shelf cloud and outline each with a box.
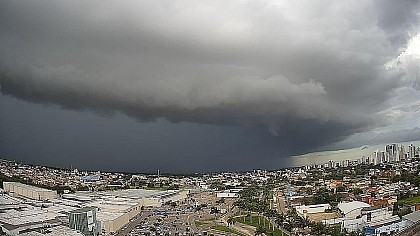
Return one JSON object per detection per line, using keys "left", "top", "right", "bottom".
{"left": 1, "top": 0, "right": 419, "bottom": 171}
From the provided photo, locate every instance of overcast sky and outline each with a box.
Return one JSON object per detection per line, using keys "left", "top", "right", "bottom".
{"left": 1, "top": 0, "right": 420, "bottom": 173}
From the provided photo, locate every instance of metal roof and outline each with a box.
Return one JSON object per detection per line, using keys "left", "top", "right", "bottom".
{"left": 402, "top": 210, "right": 420, "bottom": 223}
{"left": 69, "top": 207, "right": 97, "bottom": 214}
{"left": 338, "top": 201, "right": 370, "bottom": 215}
{"left": 4, "top": 182, "right": 55, "bottom": 193}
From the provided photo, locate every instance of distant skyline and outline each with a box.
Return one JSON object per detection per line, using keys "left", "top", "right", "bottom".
{"left": 289, "top": 139, "right": 420, "bottom": 168}
{"left": 1, "top": 1, "right": 420, "bottom": 173}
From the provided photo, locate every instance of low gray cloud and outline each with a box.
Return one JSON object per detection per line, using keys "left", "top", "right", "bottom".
{"left": 0, "top": 0, "right": 419, "bottom": 162}
{"left": 375, "top": 0, "right": 420, "bottom": 47}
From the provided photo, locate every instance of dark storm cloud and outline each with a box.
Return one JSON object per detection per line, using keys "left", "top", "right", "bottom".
{"left": 375, "top": 0, "right": 420, "bottom": 47}
{"left": 0, "top": 0, "right": 419, "bottom": 150}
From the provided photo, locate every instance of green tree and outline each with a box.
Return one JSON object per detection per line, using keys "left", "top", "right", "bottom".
{"left": 210, "top": 182, "right": 226, "bottom": 190}
{"left": 227, "top": 216, "right": 235, "bottom": 225}
{"left": 254, "top": 225, "right": 266, "bottom": 236}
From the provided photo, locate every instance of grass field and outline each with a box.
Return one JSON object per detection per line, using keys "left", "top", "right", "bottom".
{"left": 235, "top": 214, "right": 285, "bottom": 236}
{"left": 195, "top": 221, "right": 208, "bottom": 227}
{"left": 399, "top": 195, "right": 420, "bottom": 204}
{"left": 211, "top": 225, "right": 234, "bottom": 233}
{"left": 210, "top": 225, "right": 246, "bottom": 236}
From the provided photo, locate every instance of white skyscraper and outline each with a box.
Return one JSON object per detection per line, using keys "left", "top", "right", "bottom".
{"left": 408, "top": 144, "right": 416, "bottom": 159}
{"left": 386, "top": 144, "right": 397, "bottom": 162}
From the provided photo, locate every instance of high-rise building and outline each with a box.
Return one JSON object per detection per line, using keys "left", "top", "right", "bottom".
{"left": 381, "top": 151, "right": 387, "bottom": 163}
{"left": 373, "top": 151, "right": 380, "bottom": 165}
{"left": 408, "top": 144, "right": 416, "bottom": 159}
{"left": 386, "top": 144, "right": 397, "bottom": 162}
{"left": 398, "top": 145, "right": 405, "bottom": 161}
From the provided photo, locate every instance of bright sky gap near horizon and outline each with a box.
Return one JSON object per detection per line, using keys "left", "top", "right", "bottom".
{"left": 0, "top": 0, "right": 420, "bottom": 173}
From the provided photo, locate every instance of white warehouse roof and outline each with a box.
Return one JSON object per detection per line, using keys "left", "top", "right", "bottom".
{"left": 338, "top": 201, "right": 370, "bottom": 215}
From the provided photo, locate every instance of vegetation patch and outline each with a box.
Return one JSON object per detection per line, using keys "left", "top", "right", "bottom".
{"left": 195, "top": 220, "right": 208, "bottom": 227}
{"left": 210, "top": 225, "right": 246, "bottom": 236}
{"left": 398, "top": 195, "right": 420, "bottom": 204}
{"left": 235, "top": 215, "right": 285, "bottom": 236}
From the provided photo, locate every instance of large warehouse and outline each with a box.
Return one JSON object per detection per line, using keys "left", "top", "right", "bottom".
{"left": 3, "top": 182, "right": 57, "bottom": 201}
{"left": 86, "top": 189, "right": 189, "bottom": 235}
{"left": 1, "top": 182, "right": 189, "bottom": 235}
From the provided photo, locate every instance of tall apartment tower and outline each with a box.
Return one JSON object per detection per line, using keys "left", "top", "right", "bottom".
{"left": 408, "top": 144, "right": 416, "bottom": 159}
{"left": 386, "top": 144, "right": 398, "bottom": 162}
{"left": 380, "top": 151, "right": 387, "bottom": 163}
{"left": 373, "top": 150, "right": 382, "bottom": 165}
{"left": 398, "top": 145, "right": 405, "bottom": 161}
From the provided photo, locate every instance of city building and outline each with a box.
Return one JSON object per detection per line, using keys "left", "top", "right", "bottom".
{"left": 361, "top": 206, "right": 402, "bottom": 235}
{"left": 338, "top": 201, "right": 370, "bottom": 220}
{"left": 3, "top": 182, "right": 57, "bottom": 201}
{"left": 0, "top": 194, "right": 82, "bottom": 236}
{"left": 386, "top": 144, "right": 398, "bottom": 162}
{"left": 402, "top": 211, "right": 420, "bottom": 229}
{"left": 408, "top": 144, "right": 417, "bottom": 159}
{"left": 296, "top": 204, "right": 331, "bottom": 216}
{"left": 69, "top": 207, "right": 100, "bottom": 236}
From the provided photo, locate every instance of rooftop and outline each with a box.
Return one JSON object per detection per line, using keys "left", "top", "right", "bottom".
{"left": 402, "top": 210, "right": 420, "bottom": 223}
{"left": 100, "top": 189, "right": 163, "bottom": 199}
{"left": 69, "top": 207, "right": 97, "bottom": 214}
{"left": 4, "top": 182, "right": 55, "bottom": 193}
{"left": 361, "top": 205, "right": 383, "bottom": 212}
{"left": 338, "top": 201, "right": 370, "bottom": 215}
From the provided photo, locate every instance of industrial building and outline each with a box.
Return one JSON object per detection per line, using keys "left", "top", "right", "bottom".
{"left": 0, "top": 194, "right": 82, "bottom": 235}
{"left": 69, "top": 207, "right": 100, "bottom": 236}
{"left": 0, "top": 182, "right": 189, "bottom": 235}
{"left": 3, "top": 182, "right": 57, "bottom": 201}
{"left": 85, "top": 189, "right": 189, "bottom": 235}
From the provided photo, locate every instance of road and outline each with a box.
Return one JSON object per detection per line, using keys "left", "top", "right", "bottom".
{"left": 274, "top": 190, "right": 287, "bottom": 214}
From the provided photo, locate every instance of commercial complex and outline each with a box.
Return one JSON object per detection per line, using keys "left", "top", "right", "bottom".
{"left": 0, "top": 182, "right": 188, "bottom": 235}
{"left": 0, "top": 193, "right": 80, "bottom": 235}
{"left": 3, "top": 182, "right": 57, "bottom": 201}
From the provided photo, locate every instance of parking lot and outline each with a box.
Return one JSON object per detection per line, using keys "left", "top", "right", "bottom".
{"left": 118, "top": 192, "right": 236, "bottom": 236}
